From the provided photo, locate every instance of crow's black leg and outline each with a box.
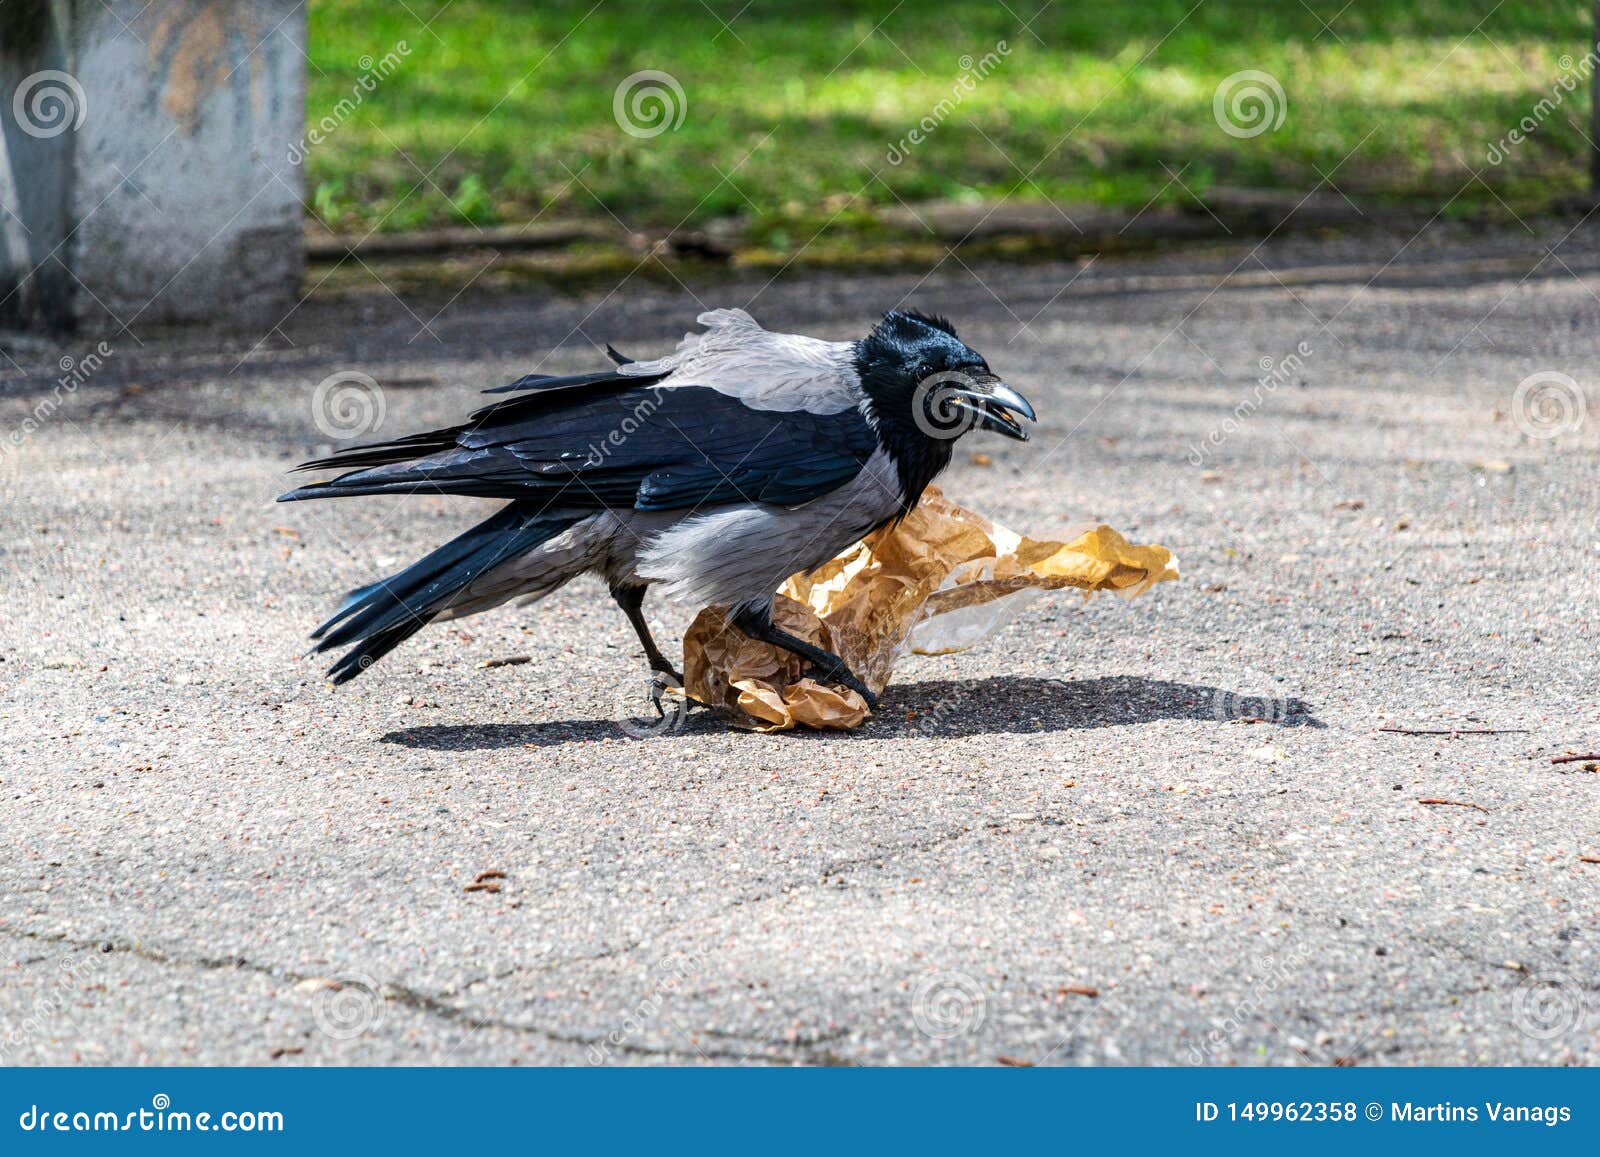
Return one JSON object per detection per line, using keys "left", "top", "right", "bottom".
{"left": 611, "top": 583, "right": 683, "bottom": 715}
{"left": 611, "top": 582, "right": 680, "bottom": 680}
{"left": 730, "top": 600, "right": 879, "bottom": 711}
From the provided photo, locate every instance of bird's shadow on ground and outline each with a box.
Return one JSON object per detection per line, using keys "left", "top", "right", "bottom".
{"left": 379, "top": 674, "right": 1321, "bottom": 750}
{"left": 867, "top": 675, "right": 1321, "bottom": 739}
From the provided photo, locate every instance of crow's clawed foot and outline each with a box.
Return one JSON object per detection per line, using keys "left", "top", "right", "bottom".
{"left": 651, "top": 665, "right": 710, "bottom": 719}
{"left": 803, "top": 664, "right": 879, "bottom": 712}
{"left": 615, "top": 666, "right": 692, "bottom": 738}
{"left": 648, "top": 666, "right": 685, "bottom": 718}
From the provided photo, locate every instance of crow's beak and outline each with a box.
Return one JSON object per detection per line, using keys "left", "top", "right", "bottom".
{"left": 948, "top": 377, "right": 1036, "bottom": 441}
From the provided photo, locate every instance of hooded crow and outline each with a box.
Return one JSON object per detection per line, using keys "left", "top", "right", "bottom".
{"left": 279, "top": 308, "right": 1035, "bottom": 710}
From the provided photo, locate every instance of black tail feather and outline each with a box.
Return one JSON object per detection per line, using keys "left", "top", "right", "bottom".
{"left": 324, "top": 616, "right": 433, "bottom": 685}
{"left": 312, "top": 503, "right": 580, "bottom": 683}
{"left": 289, "top": 428, "right": 458, "bottom": 475}
{"left": 311, "top": 516, "right": 512, "bottom": 650}
{"left": 481, "top": 365, "right": 649, "bottom": 395}
{"left": 280, "top": 363, "right": 667, "bottom": 502}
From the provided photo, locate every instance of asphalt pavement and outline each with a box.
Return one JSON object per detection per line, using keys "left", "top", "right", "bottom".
{"left": 1, "top": 219, "right": 1597, "bottom": 1065}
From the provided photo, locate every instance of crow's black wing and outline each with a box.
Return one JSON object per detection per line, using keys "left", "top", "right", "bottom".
{"left": 279, "top": 379, "right": 878, "bottom": 512}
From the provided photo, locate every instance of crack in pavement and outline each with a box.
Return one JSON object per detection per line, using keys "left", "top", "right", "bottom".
{"left": 0, "top": 814, "right": 1159, "bottom": 1063}
{"left": 0, "top": 925, "right": 823, "bottom": 1065}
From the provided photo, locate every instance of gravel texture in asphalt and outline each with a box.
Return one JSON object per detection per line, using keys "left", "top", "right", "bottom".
{"left": 1, "top": 221, "right": 1597, "bottom": 1065}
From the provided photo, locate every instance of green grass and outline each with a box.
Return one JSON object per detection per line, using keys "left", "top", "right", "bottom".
{"left": 304, "top": 0, "right": 1594, "bottom": 238}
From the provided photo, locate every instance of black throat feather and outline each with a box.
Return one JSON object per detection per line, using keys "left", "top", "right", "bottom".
{"left": 852, "top": 327, "right": 960, "bottom": 517}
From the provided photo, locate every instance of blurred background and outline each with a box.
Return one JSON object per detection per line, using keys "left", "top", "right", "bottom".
{"left": 299, "top": 1, "right": 1591, "bottom": 236}
{"left": 2, "top": 0, "right": 1596, "bottom": 330}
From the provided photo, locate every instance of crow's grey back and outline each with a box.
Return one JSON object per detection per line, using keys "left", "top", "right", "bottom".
{"left": 618, "top": 308, "right": 862, "bottom": 415}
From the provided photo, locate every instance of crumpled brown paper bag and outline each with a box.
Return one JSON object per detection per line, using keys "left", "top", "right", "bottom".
{"left": 682, "top": 487, "right": 1179, "bottom": 731}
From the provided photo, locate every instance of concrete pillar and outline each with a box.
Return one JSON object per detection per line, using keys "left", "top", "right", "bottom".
{"left": 1, "top": 0, "right": 305, "bottom": 332}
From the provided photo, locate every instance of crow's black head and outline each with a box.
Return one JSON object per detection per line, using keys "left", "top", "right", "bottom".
{"left": 854, "top": 309, "right": 1036, "bottom": 508}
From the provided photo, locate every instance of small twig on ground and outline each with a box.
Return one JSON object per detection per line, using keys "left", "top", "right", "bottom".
{"left": 1379, "top": 726, "right": 1529, "bottom": 736}
{"left": 1550, "top": 753, "right": 1600, "bottom": 765}
{"left": 1579, "top": 856, "right": 1600, "bottom": 865}
{"left": 1417, "top": 798, "right": 1489, "bottom": 813}
{"left": 479, "top": 655, "right": 531, "bottom": 669}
